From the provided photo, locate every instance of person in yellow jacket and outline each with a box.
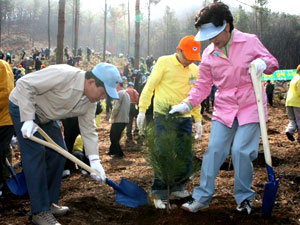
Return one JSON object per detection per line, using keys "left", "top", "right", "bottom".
{"left": 136, "top": 35, "right": 202, "bottom": 209}
{"left": 0, "top": 60, "right": 15, "bottom": 196}
{"left": 285, "top": 65, "right": 300, "bottom": 142}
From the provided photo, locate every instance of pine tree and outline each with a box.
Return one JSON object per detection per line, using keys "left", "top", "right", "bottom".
{"left": 145, "top": 110, "right": 201, "bottom": 212}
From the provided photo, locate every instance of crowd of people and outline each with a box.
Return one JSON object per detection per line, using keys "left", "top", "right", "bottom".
{"left": 0, "top": 2, "right": 299, "bottom": 225}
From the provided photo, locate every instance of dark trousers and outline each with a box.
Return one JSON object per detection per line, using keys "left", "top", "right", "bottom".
{"left": 0, "top": 125, "right": 14, "bottom": 191}
{"left": 126, "top": 104, "right": 138, "bottom": 138}
{"left": 106, "top": 96, "right": 113, "bottom": 120}
{"left": 267, "top": 94, "right": 273, "bottom": 106}
{"left": 62, "top": 117, "right": 83, "bottom": 171}
{"left": 201, "top": 97, "right": 210, "bottom": 114}
{"left": 151, "top": 114, "right": 193, "bottom": 200}
{"left": 109, "top": 123, "right": 127, "bottom": 156}
{"left": 9, "top": 101, "right": 66, "bottom": 214}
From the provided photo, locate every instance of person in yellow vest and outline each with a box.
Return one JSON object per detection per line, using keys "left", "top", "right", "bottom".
{"left": 0, "top": 60, "right": 15, "bottom": 197}
{"left": 285, "top": 65, "right": 300, "bottom": 142}
{"left": 136, "top": 35, "right": 202, "bottom": 209}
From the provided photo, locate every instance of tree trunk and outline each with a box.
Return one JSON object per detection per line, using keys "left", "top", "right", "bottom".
{"left": 0, "top": 0, "right": 2, "bottom": 48}
{"left": 56, "top": 0, "right": 66, "bottom": 64}
{"left": 102, "top": 0, "right": 107, "bottom": 62}
{"left": 147, "top": 0, "right": 150, "bottom": 56}
{"left": 32, "top": 0, "right": 38, "bottom": 47}
{"left": 7, "top": 12, "right": 10, "bottom": 36}
{"left": 72, "top": 0, "right": 75, "bottom": 52}
{"left": 127, "top": 0, "right": 130, "bottom": 57}
{"left": 134, "top": 0, "right": 140, "bottom": 69}
{"left": 48, "top": 0, "right": 51, "bottom": 49}
{"left": 74, "top": 0, "right": 80, "bottom": 56}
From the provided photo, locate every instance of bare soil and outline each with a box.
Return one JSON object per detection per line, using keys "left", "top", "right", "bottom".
{"left": 1, "top": 89, "right": 300, "bottom": 225}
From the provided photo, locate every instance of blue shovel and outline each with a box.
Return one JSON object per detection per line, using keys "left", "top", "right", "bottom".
{"left": 250, "top": 65, "right": 279, "bottom": 218}
{"left": 29, "top": 127, "right": 149, "bottom": 208}
{"left": 5, "top": 158, "right": 27, "bottom": 196}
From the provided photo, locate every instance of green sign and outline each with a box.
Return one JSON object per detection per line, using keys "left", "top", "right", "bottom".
{"left": 135, "top": 13, "right": 142, "bottom": 23}
{"left": 262, "top": 69, "right": 297, "bottom": 81}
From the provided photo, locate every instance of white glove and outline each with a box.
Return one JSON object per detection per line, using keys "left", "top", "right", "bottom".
{"left": 169, "top": 102, "right": 191, "bottom": 114}
{"left": 88, "top": 155, "right": 106, "bottom": 182}
{"left": 195, "top": 122, "right": 203, "bottom": 140}
{"left": 21, "top": 120, "right": 38, "bottom": 138}
{"left": 250, "top": 58, "right": 267, "bottom": 77}
{"left": 137, "top": 112, "right": 145, "bottom": 130}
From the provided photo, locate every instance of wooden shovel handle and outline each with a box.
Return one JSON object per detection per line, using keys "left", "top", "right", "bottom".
{"left": 28, "top": 130, "right": 98, "bottom": 176}
{"left": 250, "top": 64, "right": 272, "bottom": 166}
{"left": 5, "top": 158, "right": 12, "bottom": 167}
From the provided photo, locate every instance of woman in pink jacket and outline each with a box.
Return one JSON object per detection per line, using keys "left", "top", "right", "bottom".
{"left": 170, "top": 2, "right": 278, "bottom": 214}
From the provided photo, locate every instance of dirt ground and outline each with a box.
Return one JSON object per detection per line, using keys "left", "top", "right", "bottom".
{"left": 1, "top": 86, "right": 300, "bottom": 225}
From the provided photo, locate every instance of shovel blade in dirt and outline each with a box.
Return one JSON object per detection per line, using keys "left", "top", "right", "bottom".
{"left": 250, "top": 65, "right": 279, "bottom": 218}
{"left": 6, "top": 158, "right": 27, "bottom": 196}
{"left": 262, "top": 164, "right": 279, "bottom": 218}
{"left": 29, "top": 128, "right": 149, "bottom": 208}
{"left": 106, "top": 178, "right": 149, "bottom": 208}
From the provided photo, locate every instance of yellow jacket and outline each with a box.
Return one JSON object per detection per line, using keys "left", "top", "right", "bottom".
{"left": 286, "top": 73, "right": 300, "bottom": 107}
{"left": 139, "top": 54, "right": 201, "bottom": 122}
{"left": 0, "top": 60, "right": 14, "bottom": 126}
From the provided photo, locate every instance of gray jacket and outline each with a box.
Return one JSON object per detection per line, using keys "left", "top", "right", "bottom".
{"left": 111, "top": 89, "right": 130, "bottom": 123}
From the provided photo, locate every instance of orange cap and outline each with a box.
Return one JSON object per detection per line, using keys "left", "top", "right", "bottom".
{"left": 178, "top": 35, "right": 201, "bottom": 61}
{"left": 297, "top": 64, "right": 300, "bottom": 72}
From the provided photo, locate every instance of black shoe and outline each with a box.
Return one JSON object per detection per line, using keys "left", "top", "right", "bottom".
{"left": 107, "top": 151, "right": 124, "bottom": 158}
{"left": 286, "top": 132, "right": 295, "bottom": 141}
{"left": 110, "top": 153, "right": 124, "bottom": 159}
{"left": 112, "top": 154, "right": 124, "bottom": 159}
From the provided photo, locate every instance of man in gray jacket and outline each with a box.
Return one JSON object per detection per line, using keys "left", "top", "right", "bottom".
{"left": 9, "top": 63, "right": 122, "bottom": 225}
{"left": 108, "top": 86, "right": 130, "bottom": 158}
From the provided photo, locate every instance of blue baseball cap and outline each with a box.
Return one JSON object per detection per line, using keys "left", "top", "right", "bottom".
{"left": 195, "top": 20, "right": 227, "bottom": 41}
{"left": 128, "top": 82, "right": 134, "bottom": 86}
{"left": 92, "top": 63, "right": 122, "bottom": 99}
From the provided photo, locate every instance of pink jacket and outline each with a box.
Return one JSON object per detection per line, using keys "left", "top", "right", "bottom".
{"left": 187, "top": 29, "right": 278, "bottom": 128}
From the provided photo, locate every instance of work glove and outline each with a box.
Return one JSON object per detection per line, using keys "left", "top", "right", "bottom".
{"left": 250, "top": 58, "right": 267, "bottom": 77}
{"left": 88, "top": 154, "right": 106, "bottom": 182}
{"left": 21, "top": 120, "right": 38, "bottom": 138}
{"left": 169, "top": 102, "right": 191, "bottom": 114}
{"left": 137, "top": 112, "right": 146, "bottom": 130}
{"left": 194, "top": 121, "right": 203, "bottom": 140}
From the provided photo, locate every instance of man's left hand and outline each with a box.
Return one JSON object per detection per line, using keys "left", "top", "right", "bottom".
{"left": 88, "top": 155, "right": 106, "bottom": 182}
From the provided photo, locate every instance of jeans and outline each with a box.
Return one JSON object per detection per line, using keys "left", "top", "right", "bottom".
{"left": 9, "top": 101, "right": 66, "bottom": 214}
{"left": 192, "top": 119, "right": 260, "bottom": 205}
{"left": 151, "top": 114, "right": 192, "bottom": 200}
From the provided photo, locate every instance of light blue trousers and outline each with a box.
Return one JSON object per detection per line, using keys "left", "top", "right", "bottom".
{"left": 192, "top": 119, "right": 260, "bottom": 205}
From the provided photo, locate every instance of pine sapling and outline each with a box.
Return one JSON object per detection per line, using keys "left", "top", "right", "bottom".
{"left": 145, "top": 111, "right": 201, "bottom": 212}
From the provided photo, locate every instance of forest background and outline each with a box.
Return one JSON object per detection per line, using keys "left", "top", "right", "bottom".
{"left": 0, "top": 0, "right": 299, "bottom": 69}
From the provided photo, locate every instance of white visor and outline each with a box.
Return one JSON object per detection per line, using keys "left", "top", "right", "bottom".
{"left": 195, "top": 20, "right": 227, "bottom": 41}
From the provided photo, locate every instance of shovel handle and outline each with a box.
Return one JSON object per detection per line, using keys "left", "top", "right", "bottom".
{"left": 250, "top": 64, "right": 272, "bottom": 166}
{"left": 5, "top": 158, "right": 11, "bottom": 167}
{"left": 37, "top": 127, "right": 61, "bottom": 149}
{"left": 28, "top": 133, "right": 99, "bottom": 176}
